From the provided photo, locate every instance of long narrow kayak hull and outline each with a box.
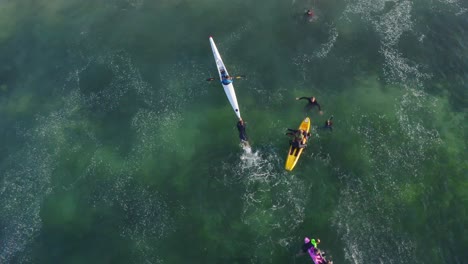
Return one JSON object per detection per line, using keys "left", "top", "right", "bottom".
{"left": 285, "top": 117, "right": 311, "bottom": 171}
{"left": 209, "top": 36, "right": 241, "bottom": 119}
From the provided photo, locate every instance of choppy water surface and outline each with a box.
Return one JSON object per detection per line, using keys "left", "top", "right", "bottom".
{"left": 0, "top": 0, "right": 466, "bottom": 263}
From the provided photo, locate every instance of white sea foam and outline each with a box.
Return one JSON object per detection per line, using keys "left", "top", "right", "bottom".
{"left": 0, "top": 90, "right": 87, "bottom": 262}
{"left": 344, "top": 0, "right": 431, "bottom": 88}
{"left": 327, "top": 4, "right": 441, "bottom": 261}
{"left": 224, "top": 146, "right": 310, "bottom": 260}
{"left": 438, "top": 0, "right": 468, "bottom": 15}
{"left": 126, "top": 0, "right": 144, "bottom": 8}
{"left": 315, "top": 25, "right": 339, "bottom": 59}
{"left": 332, "top": 107, "right": 441, "bottom": 263}
{"left": 374, "top": 1, "right": 413, "bottom": 48}
{"left": 0, "top": 148, "right": 53, "bottom": 263}
{"left": 218, "top": 22, "right": 253, "bottom": 55}
{"left": 0, "top": 49, "right": 185, "bottom": 262}
{"left": 91, "top": 169, "right": 173, "bottom": 263}
{"left": 293, "top": 23, "right": 339, "bottom": 65}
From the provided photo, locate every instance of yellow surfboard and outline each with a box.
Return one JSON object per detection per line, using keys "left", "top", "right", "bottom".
{"left": 285, "top": 117, "right": 311, "bottom": 171}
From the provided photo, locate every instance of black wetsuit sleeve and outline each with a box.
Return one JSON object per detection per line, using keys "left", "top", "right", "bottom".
{"left": 287, "top": 129, "right": 298, "bottom": 132}
{"left": 314, "top": 101, "right": 321, "bottom": 111}
{"left": 298, "top": 97, "right": 310, "bottom": 101}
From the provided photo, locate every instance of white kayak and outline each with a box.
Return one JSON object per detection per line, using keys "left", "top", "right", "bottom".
{"left": 209, "top": 36, "right": 241, "bottom": 119}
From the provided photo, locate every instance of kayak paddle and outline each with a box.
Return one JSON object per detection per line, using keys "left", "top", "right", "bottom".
{"left": 206, "top": 75, "right": 246, "bottom": 81}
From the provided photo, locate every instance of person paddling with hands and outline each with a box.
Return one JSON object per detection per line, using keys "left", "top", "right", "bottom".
{"left": 296, "top": 96, "right": 323, "bottom": 115}
{"left": 237, "top": 118, "right": 252, "bottom": 148}
{"left": 237, "top": 118, "right": 248, "bottom": 142}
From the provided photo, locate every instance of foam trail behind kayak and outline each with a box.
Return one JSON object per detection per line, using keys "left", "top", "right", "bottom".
{"left": 241, "top": 141, "right": 252, "bottom": 154}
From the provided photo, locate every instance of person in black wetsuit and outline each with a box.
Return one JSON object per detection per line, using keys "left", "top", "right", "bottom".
{"left": 296, "top": 96, "right": 323, "bottom": 115}
{"left": 321, "top": 116, "right": 333, "bottom": 132}
{"left": 237, "top": 118, "right": 248, "bottom": 142}
{"left": 292, "top": 138, "right": 307, "bottom": 148}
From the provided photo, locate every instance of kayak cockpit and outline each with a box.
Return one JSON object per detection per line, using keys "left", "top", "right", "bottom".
{"left": 220, "top": 68, "right": 233, "bottom": 85}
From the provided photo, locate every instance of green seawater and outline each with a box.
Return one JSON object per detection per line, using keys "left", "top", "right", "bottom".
{"left": 0, "top": 0, "right": 466, "bottom": 263}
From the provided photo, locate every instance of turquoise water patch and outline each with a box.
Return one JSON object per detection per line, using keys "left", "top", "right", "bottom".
{"left": 0, "top": 0, "right": 466, "bottom": 263}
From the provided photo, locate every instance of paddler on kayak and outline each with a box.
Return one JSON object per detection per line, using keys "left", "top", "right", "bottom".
{"left": 296, "top": 96, "right": 323, "bottom": 115}
{"left": 220, "top": 69, "right": 233, "bottom": 85}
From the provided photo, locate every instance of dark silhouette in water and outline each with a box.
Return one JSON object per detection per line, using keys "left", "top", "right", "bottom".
{"left": 237, "top": 118, "right": 251, "bottom": 148}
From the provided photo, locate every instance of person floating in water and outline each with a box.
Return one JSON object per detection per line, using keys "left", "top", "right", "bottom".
{"left": 286, "top": 129, "right": 310, "bottom": 148}
{"left": 321, "top": 116, "right": 333, "bottom": 132}
{"left": 237, "top": 119, "right": 252, "bottom": 149}
{"left": 296, "top": 96, "right": 323, "bottom": 115}
{"left": 237, "top": 118, "right": 248, "bottom": 142}
{"left": 220, "top": 69, "right": 233, "bottom": 85}
{"left": 304, "top": 8, "right": 317, "bottom": 22}
{"left": 237, "top": 118, "right": 251, "bottom": 149}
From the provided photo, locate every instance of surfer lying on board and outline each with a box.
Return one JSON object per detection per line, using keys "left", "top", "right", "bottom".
{"left": 296, "top": 96, "right": 323, "bottom": 115}
{"left": 220, "top": 69, "right": 233, "bottom": 85}
{"left": 286, "top": 129, "right": 309, "bottom": 148}
{"left": 305, "top": 9, "right": 314, "bottom": 18}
